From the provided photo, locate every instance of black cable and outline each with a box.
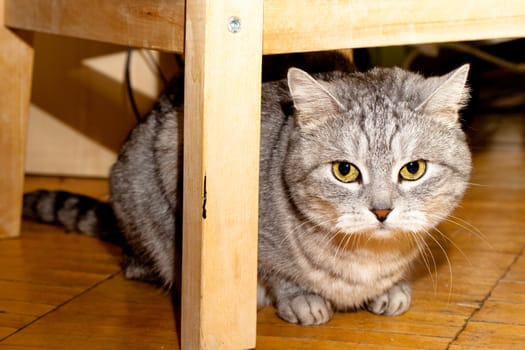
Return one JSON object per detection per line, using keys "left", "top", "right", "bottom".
{"left": 143, "top": 50, "right": 168, "bottom": 86}
{"left": 125, "top": 48, "right": 143, "bottom": 122}
{"left": 175, "top": 54, "right": 184, "bottom": 73}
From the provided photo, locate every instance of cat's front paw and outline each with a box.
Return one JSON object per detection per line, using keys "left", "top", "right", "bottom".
{"left": 366, "top": 281, "right": 411, "bottom": 316}
{"left": 277, "top": 293, "right": 333, "bottom": 325}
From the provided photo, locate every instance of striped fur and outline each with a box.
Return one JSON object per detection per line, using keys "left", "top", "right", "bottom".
{"left": 23, "top": 190, "right": 122, "bottom": 245}
{"left": 22, "top": 62, "right": 472, "bottom": 325}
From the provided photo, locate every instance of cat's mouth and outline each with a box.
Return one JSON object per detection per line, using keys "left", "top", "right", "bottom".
{"left": 334, "top": 211, "right": 399, "bottom": 239}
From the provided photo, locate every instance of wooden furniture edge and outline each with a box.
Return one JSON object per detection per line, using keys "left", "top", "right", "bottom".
{"left": 0, "top": 0, "right": 34, "bottom": 238}
{"left": 182, "top": 0, "right": 262, "bottom": 348}
{"left": 4, "top": 0, "right": 525, "bottom": 54}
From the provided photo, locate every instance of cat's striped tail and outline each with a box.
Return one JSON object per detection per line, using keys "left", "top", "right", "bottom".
{"left": 23, "top": 190, "right": 123, "bottom": 245}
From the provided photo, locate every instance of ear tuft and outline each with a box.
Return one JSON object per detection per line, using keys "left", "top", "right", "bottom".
{"left": 416, "top": 64, "right": 470, "bottom": 123}
{"left": 287, "top": 68, "right": 345, "bottom": 125}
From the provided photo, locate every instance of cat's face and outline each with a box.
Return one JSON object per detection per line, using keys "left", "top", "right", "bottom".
{"left": 284, "top": 66, "right": 471, "bottom": 241}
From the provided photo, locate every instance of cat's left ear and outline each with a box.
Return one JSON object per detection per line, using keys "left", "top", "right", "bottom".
{"left": 287, "top": 68, "right": 346, "bottom": 125}
{"left": 415, "top": 64, "right": 470, "bottom": 124}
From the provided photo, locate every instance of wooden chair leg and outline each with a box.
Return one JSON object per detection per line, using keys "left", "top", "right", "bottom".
{"left": 182, "top": 0, "right": 263, "bottom": 349}
{"left": 0, "top": 5, "right": 34, "bottom": 238}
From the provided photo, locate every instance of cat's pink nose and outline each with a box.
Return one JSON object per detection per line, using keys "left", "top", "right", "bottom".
{"left": 371, "top": 208, "right": 392, "bottom": 222}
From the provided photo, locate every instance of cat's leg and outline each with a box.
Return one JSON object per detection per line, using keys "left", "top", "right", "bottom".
{"left": 366, "top": 280, "right": 412, "bottom": 316}
{"left": 121, "top": 246, "right": 164, "bottom": 285}
{"left": 269, "top": 277, "right": 333, "bottom": 325}
{"left": 123, "top": 259, "right": 159, "bottom": 283}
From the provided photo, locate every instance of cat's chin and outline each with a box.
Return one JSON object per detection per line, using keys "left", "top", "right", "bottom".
{"left": 371, "top": 227, "right": 396, "bottom": 239}
{"left": 333, "top": 226, "right": 405, "bottom": 244}
{"left": 354, "top": 223, "right": 399, "bottom": 240}
{"left": 331, "top": 228, "right": 415, "bottom": 255}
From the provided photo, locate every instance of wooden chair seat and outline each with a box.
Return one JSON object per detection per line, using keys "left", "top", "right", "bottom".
{"left": 1, "top": 0, "right": 524, "bottom": 348}
{"left": 4, "top": 0, "right": 525, "bottom": 53}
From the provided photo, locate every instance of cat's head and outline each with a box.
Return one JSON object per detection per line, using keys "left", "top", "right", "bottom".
{"left": 284, "top": 65, "right": 472, "bottom": 242}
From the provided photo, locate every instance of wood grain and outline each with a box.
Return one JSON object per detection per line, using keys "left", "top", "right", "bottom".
{"left": 262, "top": 0, "right": 525, "bottom": 53}
{"left": 2, "top": 1, "right": 524, "bottom": 349}
{"left": 181, "top": 0, "right": 263, "bottom": 348}
{"left": 5, "top": 0, "right": 525, "bottom": 53}
{"left": 1, "top": 110, "right": 525, "bottom": 349}
{"left": 0, "top": 0, "right": 34, "bottom": 238}
{"left": 4, "top": 0, "right": 185, "bottom": 53}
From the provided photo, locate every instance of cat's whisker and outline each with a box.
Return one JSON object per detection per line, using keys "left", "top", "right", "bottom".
{"left": 427, "top": 213, "right": 494, "bottom": 250}
{"left": 323, "top": 230, "right": 346, "bottom": 260}
{"left": 333, "top": 228, "right": 357, "bottom": 262}
{"left": 465, "top": 182, "right": 488, "bottom": 187}
{"left": 424, "top": 211, "right": 472, "bottom": 262}
{"left": 422, "top": 229, "right": 454, "bottom": 303}
{"left": 333, "top": 232, "right": 348, "bottom": 261}
{"left": 281, "top": 219, "right": 313, "bottom": 246}
{"left": 411, "top": 233, "right": 430, "bottom": 273}
{"left": 284, "top": 217, "right": 333, "bottom": 253}
{"left": 322, "top": 230, "right": 342, "bottom": 250}
{"left": 294, "top": 217, "right": 353, "bottom": 264}
{"left": 410, "top": 231, "right": 438, "bottom": 291}
{"left": 414, "top": 232, "right": 437, "bottom": 276}
{"left": 432, "top": 226, "right": 472, "bottom": 266}
{"left": 444, "top": 215, "right": 491, "bottom": 248}
{"left": 426, "top": 211, "right": 491, "bottom": 249}
{"left": 282, "top": 217, "right": 340, "bottom": 270}
{"left": 364, "top": 231, "right": 375, "bottom": 246}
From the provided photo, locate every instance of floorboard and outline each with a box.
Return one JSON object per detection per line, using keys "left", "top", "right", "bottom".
{"left": 1, "top": 79, "right": 524, "bottom": 349}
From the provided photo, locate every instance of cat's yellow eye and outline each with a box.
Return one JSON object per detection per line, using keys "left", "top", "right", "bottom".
{"left": 332, "top": 161, "right": 360, "bottom": 183}
{"left": 399, "top": 160, "right": 427, "bottom": 181}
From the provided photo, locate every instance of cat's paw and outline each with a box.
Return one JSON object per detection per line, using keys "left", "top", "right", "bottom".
{"left": 276, "top": 293, "right": 333, "bottom": 325}
{"left": 366, "top": 281, "right": 411, "bottom": 316}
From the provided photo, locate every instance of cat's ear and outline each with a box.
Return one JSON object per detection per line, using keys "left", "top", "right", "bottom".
{"left": 415, "top": 64, "right": 470, "bottom": 124}
{"left": 287, "top": 68, "right": 345, "bottom": 124}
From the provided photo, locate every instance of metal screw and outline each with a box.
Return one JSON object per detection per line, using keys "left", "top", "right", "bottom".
{"left": 228, "top": 16, "right": 241, "bottom": 33}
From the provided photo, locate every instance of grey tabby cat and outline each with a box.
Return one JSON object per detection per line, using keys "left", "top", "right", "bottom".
{"left": 24, "top": 64, "right": 471, "bottom": 325}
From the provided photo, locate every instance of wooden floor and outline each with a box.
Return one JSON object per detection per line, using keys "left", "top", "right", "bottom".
{"left": 1, "top": 99, "right": 525, "bottom": 349}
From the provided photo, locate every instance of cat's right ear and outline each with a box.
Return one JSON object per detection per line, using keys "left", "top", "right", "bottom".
{"left": 287, "top": 68, "right": 345, "bottom": 125}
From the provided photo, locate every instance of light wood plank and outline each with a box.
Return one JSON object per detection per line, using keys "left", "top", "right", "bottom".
{"left": 5, "top": 0, "right": 525, "bottom": 54}
{"left": 262, "top": 0, "right": 525, "bottom": 53}
{"left": 0, "top": 1, "right": 34, "bottom": 238}
{"left": 2, "top": 275, "right": 179, "bottom": 350}
{"left": 472, "top": 300, "right": 525, "bottom": 325}
{"left": 450, "top": 322, "right": 525, "bottom": 349}
{"left": 182, "top": 0, "right": 263, "bottom": 349}
{"left": 0, "top": 224, "right": 122, "bottom": 342}
{"left": 490, "top": 280, "right": 525, "bottom": 304}
{"left": 4, "top": 0, "right": 185, "bottom": 53}
{"left": 257, "top": 335, "right": 417, "bottom": 350}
